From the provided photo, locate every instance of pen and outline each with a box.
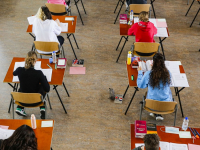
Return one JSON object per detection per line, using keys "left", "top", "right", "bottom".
{"left": 47, "top": 64, "right": 52, "bottom": 69}
{"left": 192, "top": 128, "right": 199, "bottom": 139}
{"left": 194, "top": 129, "right": 200, "bottom": 137}
{"left": 131, "top": 75, "right": 134, "bottom": 81}
{"left": 189, "top": 127, "right": 196, "bottom": 137}
{"left": 55, "top": 63, "right": 57, "bottom": 69}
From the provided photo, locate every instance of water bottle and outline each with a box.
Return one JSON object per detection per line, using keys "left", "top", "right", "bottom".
{"left": 127, "top": 51, "right": 132, "bottom": 65}
{"left": 31, "top": 114, "right": 37, "bottom": 129}
{"left": 130, "top": 10, "right": 134, "bottom": 22}
{"left": 52, "top": 51, "right": 57, "bottom": 63}
{"left": 182, "top": 117, "right": 189, "bottom": 131}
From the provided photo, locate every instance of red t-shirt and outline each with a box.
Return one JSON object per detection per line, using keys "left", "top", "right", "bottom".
{"left": 128, "top": 21, "right": 157, "bottom": 42}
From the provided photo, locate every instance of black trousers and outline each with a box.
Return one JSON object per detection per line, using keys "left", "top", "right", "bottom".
{"left": 57, "top": 35, "right": 65, "bottom": 46}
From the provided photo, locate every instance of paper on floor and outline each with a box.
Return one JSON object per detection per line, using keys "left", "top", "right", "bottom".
{"left": 69, "top": 67, "right": 86, "bottom": 74}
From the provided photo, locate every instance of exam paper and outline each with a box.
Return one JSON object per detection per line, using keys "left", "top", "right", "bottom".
{"left": 155, "top": 28, "right": 168, "bottom": 37}
{"left": 171, "top": 73, "right": 189, "bottom": 87}
{"left": 156, "top": 19, "right": 167, "bottom": 28}
{"left": 60, "top": 23, "right": 68, "bottom": 32}
{"left": 0, "top": 128, "right": 15, "bottom": 140}
{"left": 169, "top": 143, "right": 188, "bottom": 150}
{"left": 135, "top": 143, "right": 144, "bottom": 148}
{"left": 160, "top": 141, "right": 170, "bottom": 150}
{"left": 188, "top": 144, "right": 200, "bottom": 150}
{"left": 149, "top": 18, "right": 157, "bottom": 27}
{"left": 165, "top": 61, "right": 181, "bottom": 74}
{"left": 179, "top": 131, "right": 191, "bottom": 138}
{"left": 41, "top": 121, "right": 53, "bottom": 127}
{"left": 41, "top": 69, "right": 52, "bottom": 82}
{"left": 27, "top": 16, "right": 36, "bottom": 25}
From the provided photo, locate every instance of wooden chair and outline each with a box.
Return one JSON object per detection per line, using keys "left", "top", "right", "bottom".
{"left": 11, "top": 92, "right": 51, "bottom": 119}
{"left": 131, "top": 42, "right": 160, "bottom": 57}
{"left": 33, "top": 41, "right": 65, "bottom": 58}
{"left": 139, "top": 97, "right": 178, "bottom": 126}
{"left": 129, "top": 4, "right": 151, "bottom": 17}
{"left": 45, "top": 3, "right": 71, "bottom": 16}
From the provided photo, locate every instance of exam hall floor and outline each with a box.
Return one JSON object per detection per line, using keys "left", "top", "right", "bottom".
{"left": 0, "top": 0, "right": 199, "bottom": 149}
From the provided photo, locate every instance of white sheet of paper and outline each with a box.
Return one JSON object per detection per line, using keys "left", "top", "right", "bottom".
{"left": 169, "top": 143, "right": 188, "bottom": 150}
{"left": 172, "top": 73, "right": 189, "bottom": 87}
{"left": 157, "top": 19, "right": 166, "bottom": 22}
{"left": 34, "top": 61, "right": 41, "bottom": 70}
{"left": 165, "top": 126, "right": 180, "bottom": 134}
{"left": 135, "top": 143, "right": 144, "bottom": 148}
{"left": 60, "top": 23, "right": 68, "bottom": 32}
{"left": 41, "top": 69, "right": 52, "bottom": 82}
{"left": 160, "top": 141, "right": 170, "bottom": 150}
{"left": 179, "top": 131, "right": 191, "bottom": 138}
{"left": 27, "top": 16, "right": 36, "bottom": 25}
{"left": 58, "top": 59, "right": 65, "bottom": 65}
{"left": 0, "top": 128, "right": 15, "bottom": 140}
{"left": 134, "top": 18, "right": 139, "bottom": 23}
{"left": 155, "top": 28, "right": 168, "bottom": 37}
{"left": 165, "top": 61, "right": 181, "bottom": 74}
{"left": 65, "top": 17, "right": 74, "bottom": 21}
{"left": 149, "top": 18, "right": 157, "bottom": 27}
{"left": 41, "top": 121, "right": 53, "bottom": 127}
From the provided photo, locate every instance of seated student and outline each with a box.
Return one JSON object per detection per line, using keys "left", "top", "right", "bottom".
{"left": 133, "top": 134, "right": 160, "bottom": 150}
{"left": 47, "top": 0, "right": 71, "bottom": 9}
{"left": 137, "top": 53, "right": 172, "bottom": 120}
{"left": 13, "top": 51, "right": 50, "bottom": 119}
{"left": 126, "top": 0, "right": 147, "bottom": 6}
{"left": 33, "top": 6, "right": 64, "bottom": 54}
{"left": 128, "top": 11, "right": 157, "bottom": 42}
{"left": 0, "top": 125, "right": 37, "bottom": 150}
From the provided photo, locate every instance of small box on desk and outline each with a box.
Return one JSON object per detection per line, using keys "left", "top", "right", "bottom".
{"left": 57, "top": 58, "right": 67, "bottom": 69}
{"left": 72, "top": 59, "right": 84, "bottom": 67}
{"left": 135, "top": 120, "right": 147, "bottom": 138}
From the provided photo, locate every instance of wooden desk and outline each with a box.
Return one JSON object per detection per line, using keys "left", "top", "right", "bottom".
{"left": 130, "top": 124, "right": 200, "bottom": 149}
{"left": 0, "top": 119, "right": 54, "bottom": 150}
{"left": 3, "top": 57, "right": 70, "bottom": 114}
{"left": 26, "top": 16, "right": 79, "bottom": 59}
{"left": 124, "top": 63, "right": 187, "bottom": 117}
{"left": 116, "top": 18, "right": 169, "bottom": 62}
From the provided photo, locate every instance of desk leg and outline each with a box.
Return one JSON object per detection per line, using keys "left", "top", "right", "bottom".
{"left": 116, "top": 36, "right": 129, "bottom": 63}
{"left": 47, "top": 94, "right": 52, "bottom": 110}
{"left": 116, "top": 36, "right": 123, "bottom": 51}
{"left": 8, "top": 83, "right": 17, "bottom": 113}
{"left": 175, "top": 87, "right": 185, "bottom": 117}
{"left": 124, "top": 87, "right": 139, "bottom": 115}
{"left": 72, "top": 34, "right": 79, "bottom": 49}
{"left": 74, "top": 0, "right": 84, "bottom": 25}
{"left": 53, "top": 85, "right": 67, "bottom": 114}
{"left": 123, "top": 84, "right": 129, "bottom": 98}
{"left": 80, "top": 0, "right": 87, "bottom": 14}
{"left": 159, "top": 37, "right": 166, "bottom": 60}
{"left": 190, "top": 8, "right": 200, "bottom": 27}
{"left": 114, "top": 0, "right": 124, "bottom": 24}
{"left": 63, "top": 82, "right": 70, "bottom": 97}
{"left": 67, "top": 33, "right": 78, "bottom": 59}
{"left": 185, "top": 0, "right": 195, "bottom": 16}
{"left": 150, "top": 0, "right": 156, "bottom": 18}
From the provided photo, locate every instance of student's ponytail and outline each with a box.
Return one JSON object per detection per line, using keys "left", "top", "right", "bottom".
{"left": 25, "top": 51, "right": 37, "bottom": 69}
{"left": 139, "top": 11, "right": 149, "bottom": 22}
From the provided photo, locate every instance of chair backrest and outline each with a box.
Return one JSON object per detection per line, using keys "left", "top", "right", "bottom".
{"left": 11, "top": 92, "right": 43, "bottom": 104}
{"left": 34, "top": 41, "right": 59, "bottom": 53}
{"left": 45, "top": 3, "right": 66, "bottom": 13}
{"left": 129, "top": 4, "right": 151, "bottom": 14}
{"left": 145, "top": 99, "right": 177, "bottom": 112}
{"left": 133, "top": 42, "right": 160, "bottom": 57}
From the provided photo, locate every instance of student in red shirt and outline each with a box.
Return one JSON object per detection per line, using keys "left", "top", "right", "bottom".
{"left": 128, "top": 11, "right": 157, "bottom": 42}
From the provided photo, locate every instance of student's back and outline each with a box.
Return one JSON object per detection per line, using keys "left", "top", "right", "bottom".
{"left": 127, "top": 0, "right": 147, "bottom": 5}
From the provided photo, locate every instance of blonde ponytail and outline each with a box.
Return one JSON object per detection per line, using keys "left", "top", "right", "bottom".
{"left": 25, "top": 51, "right": 37, "bottom": 69}
{"left": 35, "top": 7, "right": 47, "bottom": 21}
{"left": 139, "top": 11, "right": 149, "bottom": 22}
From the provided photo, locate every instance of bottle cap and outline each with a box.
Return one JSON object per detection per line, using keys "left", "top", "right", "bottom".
{"left": 131, "top": 10, "right": 133, "bottom": 12}
{"left": 185, "top": 117, "right": 188, "bottom": 120}
{"left": 53, "top": 51, "right": 55, "bottom": 53}
{"left": 128, "top": 51, "right": 132, "bottom": 54}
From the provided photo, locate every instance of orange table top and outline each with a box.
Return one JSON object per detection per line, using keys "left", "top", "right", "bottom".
{"left": 131, "top": 124, "right": 200, "bottom": 149}
{"left": 26, "top": 16, "right": 77, "bottom": 33}
{"left": 0, "top": 119, "right": 54, "bottom": 150}
{"left": 127, "top": 63, "right": 185, "bottom": 87}
{"left": 3, "top": 57, "right": 65, "bottom": 85}
{"left": 120, "top": 18, "right": 169, "bottom": 36}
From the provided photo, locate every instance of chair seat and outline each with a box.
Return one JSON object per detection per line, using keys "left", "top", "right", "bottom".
{"left": 133, "top": 50, "right": 156, "bottom": 57}
{"left": 144, "top": 107, "right": 175, "bottom": 115}
{"left": 15, "top": 101, "right": 44, "bottom": 108}
{"left": 36, "top": 50, "right": 61, "bottom": 56}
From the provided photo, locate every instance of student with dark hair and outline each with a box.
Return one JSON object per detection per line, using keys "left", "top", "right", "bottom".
{"left": 33, "top": 6, "right": 64, "bottom": 54}
{"left": 128, "top": 11, "right": 157, "bottom": 42}
{"left": 137, "top": 53, "right": 172, "bottom": 120}
{"left": 133, "top": 134, "right": 160, "bottom": 150}
{"left": 13, "top": 51, "right": 50, "bottom": 119}
{"left": 0, "top": 125, "right": 37, "bottom": 150}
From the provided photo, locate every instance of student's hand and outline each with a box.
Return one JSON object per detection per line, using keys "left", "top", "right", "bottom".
{"left": 141, "top": 146, "right": 144, "bottom": 150}
{"left": 55, "top": 19, "right": 60, "bottom": 26}
{"left": 137, "top": 66, "right": 142, "bottom": 71}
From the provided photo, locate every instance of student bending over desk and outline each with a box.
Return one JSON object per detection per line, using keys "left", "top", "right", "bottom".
{"left": 48, "top": 0, "right": 71, "bottom": 9}
{"left": 13, "top": 51, "right": 50, "bottom": 119}
{"left": 33, "top": 6, "right": 64, "bottom": 54}
{"left": 128, "top": 11, "right": 157, "bottom": 42}
{"left": 137, "top": 53, "right": 172, "bottom": 121}
{"left": 0, "top": 125, "right": 37, "bottom": 150}
{"left": 133, "top": 134, "right": 160, "bottom": 150}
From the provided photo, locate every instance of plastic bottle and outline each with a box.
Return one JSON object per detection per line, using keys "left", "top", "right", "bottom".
{"left": 130, "top": 10, "right": 134, "bottom": 22}
{"left": 182, "top": 117, "right": 189, "bottom": 131}
{"left": 31, "top": 114, "right": 37, "bottom": 129}
{"left": 52, "top": 51, "right": 57, "bottom": 63}
{"left": 127, "top": 51, "right": 132, "bottom": 65}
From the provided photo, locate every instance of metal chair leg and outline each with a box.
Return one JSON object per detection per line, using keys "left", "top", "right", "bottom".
{"left": 47, "top": 93, "right": 52, "bottom": 110}
{"left": 185, "top": 0, "right": 195, "bottom": 16}
{"left": 174, "top": 105, "right": 177, "bottom": 126}
{"left": 189, "top": 8, "right": 200, "bottom": 27}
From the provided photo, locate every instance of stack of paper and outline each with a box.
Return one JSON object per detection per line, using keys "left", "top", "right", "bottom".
{"left": 188, "top": 144, "right": 200, "bottom": 150}
{"left": 0, "top": 128, "right": 15, "bottom": 140}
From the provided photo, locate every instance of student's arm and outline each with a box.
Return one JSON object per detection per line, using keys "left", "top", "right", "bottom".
{"left": 137, "top": 70, "right": 150, "bottom": 89}
{"left": 53, "top": 20, "right": 62, "bottom": 35}
{"left": 153, "top": 25, "right": 157, "bottom": 35}
{"left": 38, "top": 71, "right": 50, "bottom": 92}
{"left": 128, "top": 23, "right": 137, "bottom": 35}
{"left": 13, "top": 67, "right": 21, "bottom": 76}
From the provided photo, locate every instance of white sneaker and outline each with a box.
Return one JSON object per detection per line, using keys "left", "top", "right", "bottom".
{"left": 156, "top": 115, "right": 164, "bottom": 121}
{"left": 149, "top": 113, "right": 155, "bottom": 118}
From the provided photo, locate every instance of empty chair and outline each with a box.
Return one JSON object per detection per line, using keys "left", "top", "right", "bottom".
{"left": 45, "top": 3, "right": 71, "bottom": 16}
{"left": 129, "top": 4, "right": 151, "bottom": 17}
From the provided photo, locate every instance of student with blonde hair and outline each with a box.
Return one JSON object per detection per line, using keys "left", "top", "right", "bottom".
{"left": 128, "top": 11, "right": 157, "bottom": 42}
{"left": 13, "top": 51, "right": 50, "bottom": 119}
{"left": 33, "top": 6, "right": 64, "bottom": 54}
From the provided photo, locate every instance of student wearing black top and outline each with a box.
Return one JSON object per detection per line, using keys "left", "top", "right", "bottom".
{"left": 0, "top": 125, "right": 37, "bottom": 150}
{"left": 13, "top": 51, "right": 50, "bottom": 119}
{"left": 126, "top": 0, "right": 147, "bottom": 8}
